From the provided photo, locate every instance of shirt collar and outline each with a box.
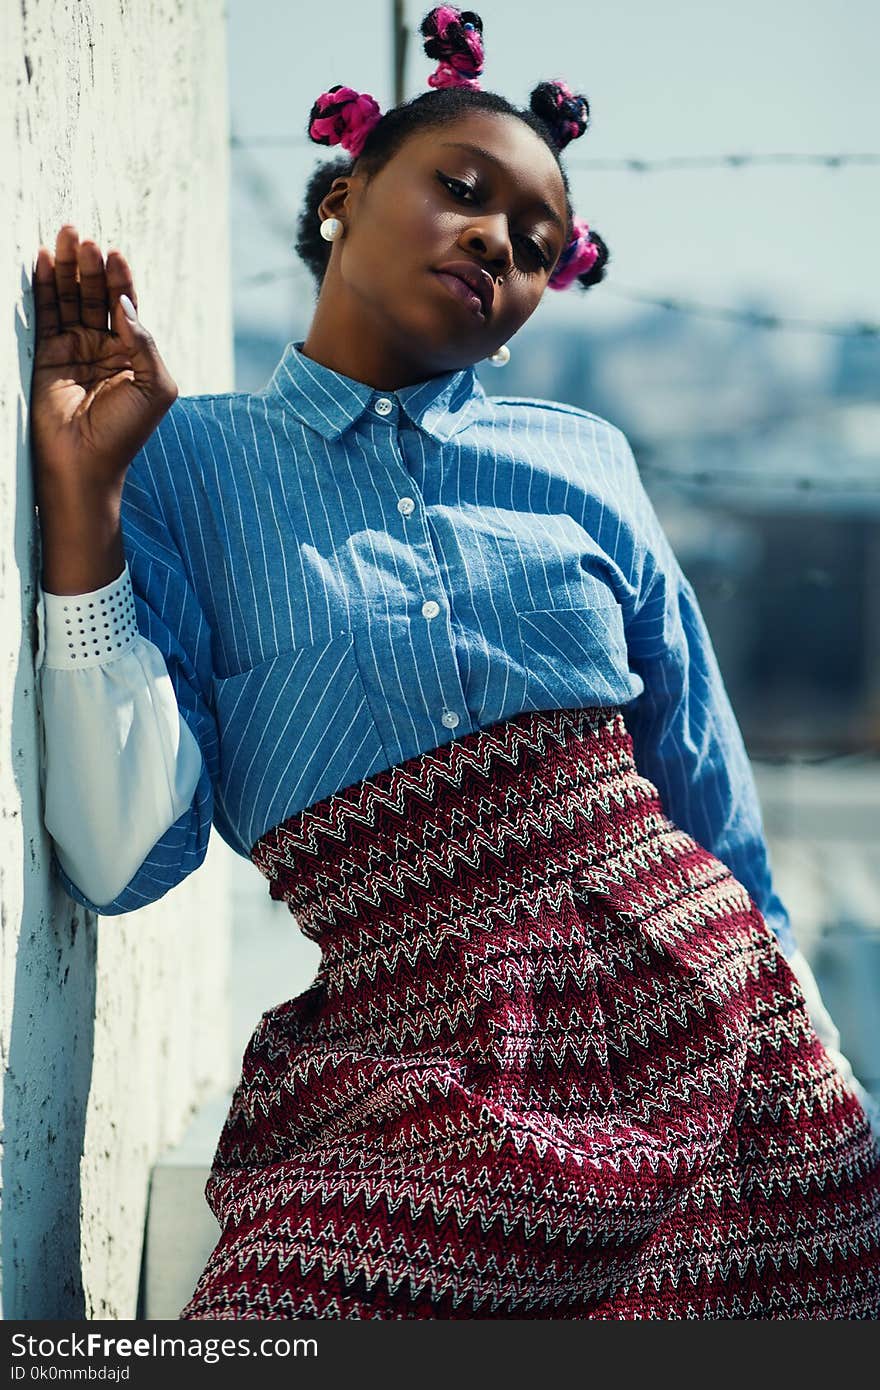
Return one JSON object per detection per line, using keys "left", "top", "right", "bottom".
{"left": 264, "top": 341, "right": 486, "bottom": 443}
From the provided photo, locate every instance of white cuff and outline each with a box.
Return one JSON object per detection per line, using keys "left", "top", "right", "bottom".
{"left": 41, "top": 563, "right": 139, "bottom": 669}
{"left": 35, "top": 562, "right": 206, "bottom": 906}
{"left": 38, "top": 637, "right": 205, "bottom": 906}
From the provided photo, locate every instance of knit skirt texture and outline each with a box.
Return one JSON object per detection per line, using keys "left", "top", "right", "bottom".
{"left": 180, "top": 705, "right": 880, "bottom": 1319}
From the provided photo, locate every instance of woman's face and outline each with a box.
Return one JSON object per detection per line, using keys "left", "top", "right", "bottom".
{"left": 316, "top": 110, "right": 570, "bottom": 378}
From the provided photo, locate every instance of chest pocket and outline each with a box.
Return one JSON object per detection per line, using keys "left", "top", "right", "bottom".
{"left": 516, "top": 583, "right": 634, "bottom": 710}
{"left": 210, "top": 632, "right": 387, "bottom": 854}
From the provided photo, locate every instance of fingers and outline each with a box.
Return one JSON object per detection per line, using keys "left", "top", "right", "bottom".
{"left": 104, "top": 246, "right": 138, "bottom": 323}
{"left": 32, "top": 247, "right": 60, "bottom": 339}
{"left": 78, "top": 239, "right": 109, "bottom": 331}
{"left": 32, "top": 224, "right": 139, "bottom": 340}
{"left": 54, "top": 225, "right": 81, "bottom": 328}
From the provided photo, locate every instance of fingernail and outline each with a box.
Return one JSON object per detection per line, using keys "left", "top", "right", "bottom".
{"left": 119, "top": 293, "right": 137, "bottom": 321}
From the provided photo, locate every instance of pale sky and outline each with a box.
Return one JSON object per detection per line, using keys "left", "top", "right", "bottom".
{"left": 228, "top": 0, "right": 880, "bottom": 339}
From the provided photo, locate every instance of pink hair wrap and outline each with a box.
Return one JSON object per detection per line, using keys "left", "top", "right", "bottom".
{"left": 308, "top": 86, "right": 383, "bottom": 159}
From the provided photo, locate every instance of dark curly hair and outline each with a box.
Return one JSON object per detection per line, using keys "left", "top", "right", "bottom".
{"left": 294, "top": 85, "right": 610, "bottom": 295}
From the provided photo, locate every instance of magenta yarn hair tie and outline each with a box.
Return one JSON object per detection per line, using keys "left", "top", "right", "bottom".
{"left": 422, "top": 6, "right": 485, "bottom": 90}
{"left": 546, "top": 78, "right": 589, "bottom": 148}
{"left": 307, "top": 85, "right": 383, "bottom": 159}
{"left": 549, "top": 218, "right": 600, "bottom": 291}
{"left": 529, "top": 77, "right": 590, "bottom": 152}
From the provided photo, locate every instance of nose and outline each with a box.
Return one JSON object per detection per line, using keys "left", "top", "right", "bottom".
{"left": 458, "top": 216, "right": 512, "bottom": 278}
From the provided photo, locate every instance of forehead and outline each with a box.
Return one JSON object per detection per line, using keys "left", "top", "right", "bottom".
{"left": 403, "top": 110, "right": 567, "bottom": 215}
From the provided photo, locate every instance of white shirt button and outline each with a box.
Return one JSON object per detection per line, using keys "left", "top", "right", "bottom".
{"left": 421, "top": 599, "right": 440, "bottom": 619}
{"left": 397, "top": 496, "right": 415, "bottom": 516}
{"left": 441, "top": 709, "right": 460, "bottom": 729}
{"left": 374, "top": 397, "right": 393, "bottom": 416}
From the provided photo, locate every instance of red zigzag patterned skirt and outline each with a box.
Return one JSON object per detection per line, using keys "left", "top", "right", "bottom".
{"left": 181, "top": 705, "right": 880, "bottom": 1319}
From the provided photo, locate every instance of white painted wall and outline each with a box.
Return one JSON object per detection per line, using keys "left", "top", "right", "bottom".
{"left": 1, "top": 0, "right": 236, "bottom": 1319}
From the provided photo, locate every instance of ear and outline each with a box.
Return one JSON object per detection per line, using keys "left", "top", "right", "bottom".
{"left": 317, "top": 174, "right": 363, "bottom": 226}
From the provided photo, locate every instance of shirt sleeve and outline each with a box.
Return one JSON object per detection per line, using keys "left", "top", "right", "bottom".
{"left": 35, "top": 427, "right": 220, "bottom": 916}
{"left": 615, "top": 431, "right": 797, "bottom": 959}
{"left": 787, "top": 948, "right": 880, "bottom": 1139}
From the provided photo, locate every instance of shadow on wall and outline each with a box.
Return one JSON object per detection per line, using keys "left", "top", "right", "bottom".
{"left": 1, "top": 282, "right": 97, "bottom": 1318}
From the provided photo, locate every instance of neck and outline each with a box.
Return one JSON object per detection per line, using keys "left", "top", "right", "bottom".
{"left": 301, "top": 280, "right": 461, "bottom": 392}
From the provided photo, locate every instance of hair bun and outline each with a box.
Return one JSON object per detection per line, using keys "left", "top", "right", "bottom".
{"left": 420, "top": 6, "right": 485, "bottom": 90}
{"left": 307, "top": 85, "right": 383, "bottom": 159}
{"left": 530, "top": 80, "right": 590, "bottom": 150}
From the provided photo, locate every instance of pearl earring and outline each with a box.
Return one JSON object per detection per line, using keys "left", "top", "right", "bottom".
{"left": 319, "top": 217, "right": 344, "bottom": 242}
{"left": 488, "top": 344, "right": 510, "bottom": 367}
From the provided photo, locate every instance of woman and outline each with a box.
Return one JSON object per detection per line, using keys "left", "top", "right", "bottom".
{"left": 31, "top": 8, "right": 880, "bottom": 1319}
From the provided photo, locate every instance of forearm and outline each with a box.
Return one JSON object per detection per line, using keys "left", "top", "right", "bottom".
{"left": 36, "top": 478, "right": 126, "bottom": 594}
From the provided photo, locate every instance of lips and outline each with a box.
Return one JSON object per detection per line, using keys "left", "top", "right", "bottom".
{"left": 433, "top": 260, "right": 495, "bottom": 319}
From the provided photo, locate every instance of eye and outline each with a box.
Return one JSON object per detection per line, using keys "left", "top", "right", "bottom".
{"left": 516, "top": 236, "right": 551, "bottom": 271}
{"left": 435, "top": 170, "right": 479, "bottom": 203}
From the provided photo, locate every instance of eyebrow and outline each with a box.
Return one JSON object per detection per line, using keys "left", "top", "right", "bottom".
{"left": 438, "top": 141, "right": 566, "bottom": 233}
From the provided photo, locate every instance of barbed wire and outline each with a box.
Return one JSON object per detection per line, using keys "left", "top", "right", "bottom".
{"left": 603, "top": 285, "right": 880, "bottom": 337}
{"left": 229, "top": 135, "right": 880, "bottom": 172}
{"left": 637, "top": 459, "right": 878, "bottom": 494}
{"left": 750, "top": 748, "right": 880, "bottom": 767}
{"left": 699, "top": 575, "right": 871, "bottom": 592}
{"left": 238, "top": 264, "right": 302, "bottom": 288}
{"left": 568, "top": 152, "right": 880, "bottom": 172}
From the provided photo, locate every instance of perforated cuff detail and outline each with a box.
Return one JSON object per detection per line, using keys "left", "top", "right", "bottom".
{"left": 42, "top": 564, "right": 140, "bottom": 669}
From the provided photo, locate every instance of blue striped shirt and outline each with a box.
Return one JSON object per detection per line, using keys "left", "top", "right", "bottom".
{"left": 53, "top": 340, "right": 795, "bottom": 955}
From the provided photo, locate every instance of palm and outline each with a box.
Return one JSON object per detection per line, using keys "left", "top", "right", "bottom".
{"left": 32, "top": 325, "right": 145, "bottom": 477}
{"left": 30, "top": 226, "right": 177, "bottom": 498}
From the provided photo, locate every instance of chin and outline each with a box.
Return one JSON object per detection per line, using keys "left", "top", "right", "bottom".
{"left": 386, "top": 310, "right": 480, "bottom": 373}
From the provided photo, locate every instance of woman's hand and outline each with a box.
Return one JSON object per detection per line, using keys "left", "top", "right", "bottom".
{"left": 30, "top": 225, "right": 180, "bottom": 593}
{"left": 30, "top": 224, "right": 179, "bottom": 504}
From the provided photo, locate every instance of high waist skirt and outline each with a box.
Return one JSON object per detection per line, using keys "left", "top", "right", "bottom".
{"left": 181, "top": 705, "right": 880, "bottom": 1319}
